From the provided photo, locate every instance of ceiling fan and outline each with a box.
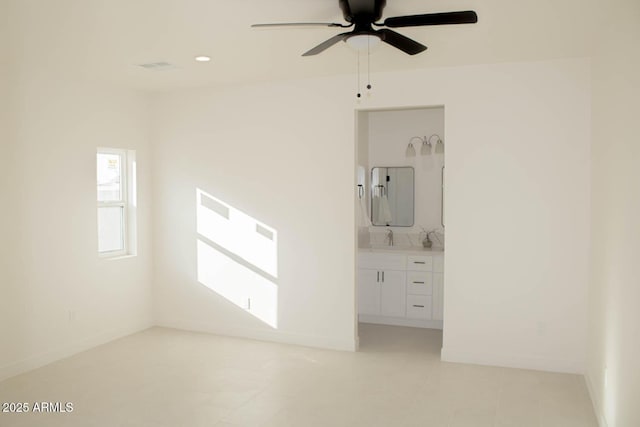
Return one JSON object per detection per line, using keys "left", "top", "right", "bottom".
{"left": 252, "top": 0, "right": 478, "bottom": 56}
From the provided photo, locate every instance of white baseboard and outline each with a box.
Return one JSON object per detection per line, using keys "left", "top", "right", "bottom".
{"left": 155, "top": 318, "right": 357, "bottom": 352}
{"left": 440, "top": 346, "right": 583, "bottom": 374}
{"left": 358, "top": 315, "right": 443, "bottom": 330}
{"left": 585, "top": 372, "right": 608, "bottom": 427}
{"left": 0, "top": 321, "right": 153, "bottom": 382}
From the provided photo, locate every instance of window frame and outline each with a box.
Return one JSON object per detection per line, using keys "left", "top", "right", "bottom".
{"left": 97, "top": 148, "right": 128, "bottom": 257}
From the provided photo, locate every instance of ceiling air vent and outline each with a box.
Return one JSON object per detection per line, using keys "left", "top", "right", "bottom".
{"left": 137, "top": 62, "right": 176, "bottom": 71}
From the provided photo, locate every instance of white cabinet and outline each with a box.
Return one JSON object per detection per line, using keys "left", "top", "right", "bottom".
{"left": 358, "top": 251, "right": 444, "bottom": 329}
{"left": 407, "top": 255, "right": 433, "bottom": 271}
{"left": 358, "top": 269, "right": 406, "bottom": 317}
{"left": 405, "top": 255, "right": 433, "bottom": 321}
{"left": 406, "top": 271, "right": 432, "bottom": 296}
{"left": 380, "top": 270, "right": 406, "bottom": 317}
{"left": 406, "top": 294, "right": 433, "bottom": 320}
{"left": 432, "top": 273, "right": 444, "bottom": 321}
{"left": 358, "top": 269, "right": 381, "bottom": 315}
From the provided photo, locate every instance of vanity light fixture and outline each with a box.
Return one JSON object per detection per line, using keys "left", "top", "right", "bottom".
{"left": 195, "top": 56, "right": 211, "bottom": 62}
{"left": 421, "top": 139, "right": 432, "bottom": 156}
{"left": 407, "top": 134, "right": 443, "bottom": 157}
{"left": 407, "top": 136, "right": 423, "bottom": 157}
{"left": 434, "top": 135, "right": 444, "bottom": 153}
{"left": 406, "top": 140, "right": 417, "bottom": 157}
{"left": 428, "top": 134, "right": 444, "bottom": 154}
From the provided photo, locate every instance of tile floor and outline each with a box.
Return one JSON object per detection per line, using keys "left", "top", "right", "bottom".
{"left": 0, "top": 324, "right": 597, "bottom": 426}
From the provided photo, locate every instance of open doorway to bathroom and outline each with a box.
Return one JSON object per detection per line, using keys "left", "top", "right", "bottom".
{"left": 355, "top": 106, "right": 445, "bottom": 356}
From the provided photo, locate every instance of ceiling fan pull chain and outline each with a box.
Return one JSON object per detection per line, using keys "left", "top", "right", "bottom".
{"left": 356, "top": 51, "right": 361, "bottom": 98}
{"left": 367, "top": 37, "right": 372, "bottom": 91}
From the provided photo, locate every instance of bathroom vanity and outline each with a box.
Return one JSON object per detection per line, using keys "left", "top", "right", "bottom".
{"left": 358, "top": 248, "right": 444, "bottom": 329}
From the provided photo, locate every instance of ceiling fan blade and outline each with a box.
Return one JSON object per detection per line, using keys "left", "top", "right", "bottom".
{"left": 251, "top": 22, "right": 347, "bottom": 28}
{"left": 383, "top": 11, "right": 478, "bottom": 28}
{"left": 302, "top": 32, "right": 350, "bottom": 56}
{"left": 377, "top": 29, "right": 427, "bottom": 55}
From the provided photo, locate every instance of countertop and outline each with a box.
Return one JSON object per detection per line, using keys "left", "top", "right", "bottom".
{"left": 358, "top": 246, "right": 444, "bottom": 256}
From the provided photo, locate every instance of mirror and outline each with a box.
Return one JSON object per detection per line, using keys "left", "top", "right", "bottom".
{"left": 371, "top": 167, "right": 414, "bottom": 226}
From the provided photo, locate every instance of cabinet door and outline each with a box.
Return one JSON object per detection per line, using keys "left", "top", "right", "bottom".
{"left": 358, "top": 269, "right": 380, "bottom": 315}
{"left": 380, "top": 270, "right": 406, "bottom": 317}
{"left": 433, "top": 273, "right": 444, "bottom": 321}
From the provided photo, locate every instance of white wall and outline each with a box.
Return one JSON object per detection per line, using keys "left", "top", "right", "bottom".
{"left": 152, "top": 57, "right": 591, "bottom": 371}
{"left": 437, "top": 60, "right": 591, "bottom": 373}
{"left": 0, "top": 7, "right": 154, "bottom": 380}
{"left": 0, "top": 1, "right": 12, "bottom": 365}
{"left": 151, "top": 80, "right": 358, "bottom": 350}
{"left": 366, "top": 107, "right": 445, "bottom": 245}
{"left": 587, "top": 0, "right": 640, "bottom": 425}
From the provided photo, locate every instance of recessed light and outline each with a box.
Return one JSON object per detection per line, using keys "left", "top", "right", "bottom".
{"left": 195, "top": 56, "right": 211, "bottom": 62}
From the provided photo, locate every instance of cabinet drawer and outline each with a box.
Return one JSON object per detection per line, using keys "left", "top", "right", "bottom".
{"left": 407, "top": 255, "right": 432, "bottom": 271}
{"left": 358, "top": 253, "right": 406, "bottom": 270}
{"left": 406, "top": 271, "right": 432, "bottom": 295}
{"left": 406, "top": 295, "right": 433, "bottom": 320}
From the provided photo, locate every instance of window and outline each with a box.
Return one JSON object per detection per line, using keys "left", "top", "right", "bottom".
{"left": 97, "top": 148, "right": 136, "bottom": 257}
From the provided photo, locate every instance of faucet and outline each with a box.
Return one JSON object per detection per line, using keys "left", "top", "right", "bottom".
{"left": 386, "top": 229, "right": 394, "bottom": 246}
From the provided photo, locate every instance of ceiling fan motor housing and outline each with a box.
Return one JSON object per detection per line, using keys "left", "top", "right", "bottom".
{"left": 339, "top": 0, "right": 387, "bottom": 24}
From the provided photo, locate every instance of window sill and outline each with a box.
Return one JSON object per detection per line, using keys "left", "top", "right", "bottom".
{"left": 100, "top": 253, "right": 137, "bottom": 261}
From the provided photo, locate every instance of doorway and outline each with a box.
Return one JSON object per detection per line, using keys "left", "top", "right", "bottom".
{"left": 355, "top": 106, "right": 446, "bottom": 354}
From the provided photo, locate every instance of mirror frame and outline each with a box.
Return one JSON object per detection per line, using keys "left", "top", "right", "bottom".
{"left": 370, "top": 166, "right": 415, "bottom": 227}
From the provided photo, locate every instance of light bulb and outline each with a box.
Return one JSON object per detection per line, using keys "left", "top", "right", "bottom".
{"left": 421, "top": 141, "right": 432, "bottom": 156}
{"left": 406, "top": 143, "right": 416, "bottom": 157}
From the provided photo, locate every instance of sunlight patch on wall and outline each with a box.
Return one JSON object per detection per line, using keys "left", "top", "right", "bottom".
{"left": 196, "top": 188, "right": 278, "bottom": 328}
{"left": 197, "top": 189, "right": 277, "bottom": 277}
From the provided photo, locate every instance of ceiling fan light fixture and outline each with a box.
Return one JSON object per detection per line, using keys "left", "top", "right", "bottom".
{"left": 345, "top": 34, "right": 381, "bottom": 52}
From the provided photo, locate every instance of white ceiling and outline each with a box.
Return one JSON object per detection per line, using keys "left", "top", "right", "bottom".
{"left": 7, "top": 0, "right": 595, "bottom": 91}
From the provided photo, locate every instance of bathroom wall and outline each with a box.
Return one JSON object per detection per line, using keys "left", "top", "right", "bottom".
{"left": 365, "top": 107, "right": 445, "bottom": 248}
{"left": 356, "top": 112, "right": 371, "bottom": 248}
